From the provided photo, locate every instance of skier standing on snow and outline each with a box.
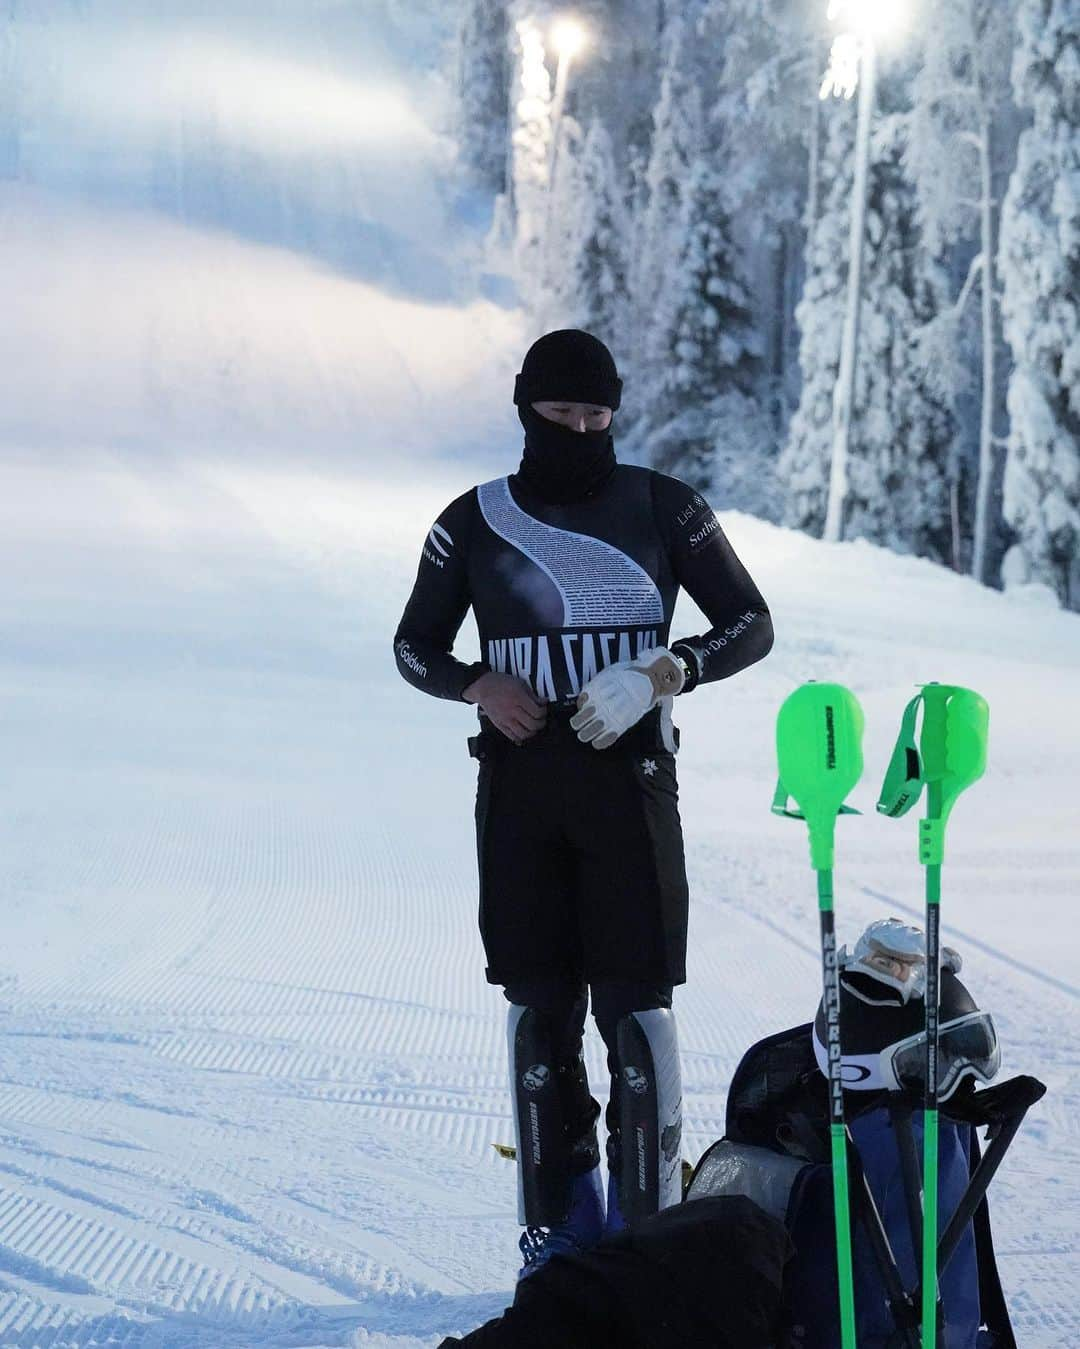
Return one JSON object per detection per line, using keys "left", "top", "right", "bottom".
{"left": 394, "top": 329, "right": 773, "bottom": 1275}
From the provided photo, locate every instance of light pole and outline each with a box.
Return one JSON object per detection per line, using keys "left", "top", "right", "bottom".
{"left": 820, "top": 0, "right": 907, "bottom": 544}
{"left": 539, "top": 15, "right": 588, "bottom": 325}
{"left": 548, "top": 16, "right": 587, "bottom": 184}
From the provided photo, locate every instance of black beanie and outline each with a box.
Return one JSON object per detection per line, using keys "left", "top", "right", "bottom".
{"left": 513, "top": 329, "right": 622, "bottom": 412}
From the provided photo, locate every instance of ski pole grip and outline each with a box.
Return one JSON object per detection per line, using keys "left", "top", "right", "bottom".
{"left": 919, "top": 683, "right": 950, "bottom": 784}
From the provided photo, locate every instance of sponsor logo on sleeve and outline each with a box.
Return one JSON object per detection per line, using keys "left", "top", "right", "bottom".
{"left": 701, "top": 610, "right": 760, "bottom": 657}
{"left": 423, "top": 521, "right": 453, "bottom": 569}
{"left": 687, "top": 512, "right": 721, "bottom": 554}
{"left": 396, "top": 639, "right": 428, "bottom": 679}
{"left": 674, "top": 493, "right": 707, "bottom": 530}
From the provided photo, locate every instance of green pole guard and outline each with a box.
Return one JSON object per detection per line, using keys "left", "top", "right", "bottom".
{"left": 878, "top": 683, "right": 989, "bottom": 860}
{"left": 773, "top": 682, "right": 864, "bottom": 871}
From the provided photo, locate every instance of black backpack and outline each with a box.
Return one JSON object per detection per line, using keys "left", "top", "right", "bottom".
{"left": 686, "top": 1023, "right": 1044, "bottom": 1349}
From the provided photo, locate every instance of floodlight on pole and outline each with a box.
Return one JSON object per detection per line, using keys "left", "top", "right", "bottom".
{"left": 549, "top": 16, "right": 588, "bottom": 148}
{"left": 539, "top": 14, "right": 590, "bottom": 328}
{"left": 547, "top": 14, "right": 589, "bottom": 182}
{"left": 552, "top": 16, "right": 588, "bottom": 61}
{"left": 826, "top": 0, "right": 909, "bottom": 41}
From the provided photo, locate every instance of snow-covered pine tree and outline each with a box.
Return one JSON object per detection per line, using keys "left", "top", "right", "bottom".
{"left": 542, "top": 117, "right": 629, "bottom": 342}
{"left": 534, "top": 112, "right": 586, "bottom": 328}
{"left": 565, "top": 0, "right": 665, "bottom": 180}
{"left": 999, "top": 0, "right": 1080, "bottom": 609}
{"left": 781, "top": 93, "right": 851, "bottom": 536}
{"left": 700, "top": 0, "right": 828, "bottom": 437}
{"left": 846, "top": 112, "right": 954, "bottom": 558}
{"left": 646, "top": 150, "right": 769, "bottom": 504}
{"left": 905, "top": 0, "right": 1018, "bottom": 584}
{"left": 454, "top": 0, "right": 510, "bottom": 195}
{"left": 782, "top": 90, "right": 954, "bottom": 559}
{"left": 630, "top": 12, "right": 703, "bottom": 404}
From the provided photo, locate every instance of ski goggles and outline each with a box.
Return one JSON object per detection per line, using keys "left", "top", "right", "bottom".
{"left": 883, "top": 1010, "right": 1001, "bottom": 1101}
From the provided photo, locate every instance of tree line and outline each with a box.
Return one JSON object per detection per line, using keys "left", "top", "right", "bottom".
{"left": 454, "top": 0, "right": 1079, "bottom": 610}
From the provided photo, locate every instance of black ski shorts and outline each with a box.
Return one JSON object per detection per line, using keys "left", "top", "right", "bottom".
{"left": 470, "top": 707, "right": 690, "bottom": 987}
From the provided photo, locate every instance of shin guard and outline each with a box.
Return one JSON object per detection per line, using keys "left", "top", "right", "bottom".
{"left": 617, "top": 1007, "right": 682, "bottom": 1221}
{"left": 507, "top": 1004, "right": 571, "bottom": 1227}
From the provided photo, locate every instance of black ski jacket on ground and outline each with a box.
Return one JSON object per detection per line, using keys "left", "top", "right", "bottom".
{"left": 393, "top": 465, "right": 773, "bottom": 706}
{"left": 436, "top": 1195, "right": 792, "bottom": 1349}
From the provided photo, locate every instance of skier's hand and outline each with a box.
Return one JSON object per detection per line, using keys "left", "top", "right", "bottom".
{"left": 571, "top": 648, "right": 685, "bottom": 750}
{"left": 463, "top": 672, "right": 547, "bottom": 744}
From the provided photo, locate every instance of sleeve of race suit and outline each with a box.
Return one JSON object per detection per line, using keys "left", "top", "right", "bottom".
{"left": 650, "top": 472, "right": 774, "bottom": 692}
{"left": 393, "top": 489, "right": 490, "bottom": 702}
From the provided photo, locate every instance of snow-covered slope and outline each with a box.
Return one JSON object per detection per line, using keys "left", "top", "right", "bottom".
{"left": 0, "top": 0, "right": 522, "bottom": 460}
{"left": 0, "top": 3, "right": 1077, "bottom": 1347}
{"left": 1, "top": 450, "right": 1078, "bottom": 1348}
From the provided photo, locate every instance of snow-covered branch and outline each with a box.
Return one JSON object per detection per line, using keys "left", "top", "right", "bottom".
{"left": 952, "top": 252, "right": 985, "bottom": 317}
{"left": 926, "top": 84, "right": 979, "bottom": 106}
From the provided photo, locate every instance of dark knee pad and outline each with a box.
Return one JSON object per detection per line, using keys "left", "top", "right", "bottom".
{"left": 590, "top": 981, "right": 672, "bottom": 1050}
{"left": 504, "top": 976, "right": 588, "bottom": 1055}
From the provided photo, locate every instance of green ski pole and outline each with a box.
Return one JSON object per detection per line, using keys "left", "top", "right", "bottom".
{"left": 774, "top": 681, "right": 865, "bottom": 1349}
{"left": 877, "top": 683, "right": 989, "bottom": 1349}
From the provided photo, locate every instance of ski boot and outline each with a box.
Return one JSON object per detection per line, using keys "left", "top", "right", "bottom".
{"left": 604, "top": 1169, "right": 626, "bottom": 1236}
{"left": 517, "top": 1165, "right": 605, "bottom": 1280}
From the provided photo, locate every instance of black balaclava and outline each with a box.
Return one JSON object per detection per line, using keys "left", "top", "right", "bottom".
{"left": 512, "top": 329, "right": 623, "bottom": 504}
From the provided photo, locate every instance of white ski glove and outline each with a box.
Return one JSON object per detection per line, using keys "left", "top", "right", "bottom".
{"left": 570, "top": 647, "right": 686, "bottom": 750}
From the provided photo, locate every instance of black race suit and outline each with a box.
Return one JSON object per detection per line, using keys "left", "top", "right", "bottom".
{"left": 393, "top": 463, "right": 773, "bottom": 988}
